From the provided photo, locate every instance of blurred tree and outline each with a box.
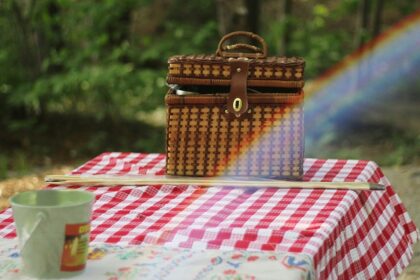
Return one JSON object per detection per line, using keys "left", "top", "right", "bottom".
{"left": 282, "top": 0, "right": 293, "bottom": 56}
{"left": 131, "top": 0, "right": 172, "bottom": 36}
{"left": 245, "top": 0, "right": 260, "bottom": 33}
{"left": 215, "top": 0, "right": 247, "bottom": 34}
{"left": 0, "top": 0, "right": 418, "bottom": 170}
{"left": 215, "top": 0, "right": 263, "bottom": 35}
{"left": 356, "top": 0, "right": 372, "bottom": 48}
{"left": 372, "top": 0, "right": 385, "bottom": 37}
{"left": 0, "top": 0, "right": 219, "bottom": 122}
{"left": 0, "top": 0, "right": 219, "bottom": 162}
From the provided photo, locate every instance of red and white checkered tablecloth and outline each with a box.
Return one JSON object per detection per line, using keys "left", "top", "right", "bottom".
{"left": 0, "top": 153, "right": 418, "bottom": 279}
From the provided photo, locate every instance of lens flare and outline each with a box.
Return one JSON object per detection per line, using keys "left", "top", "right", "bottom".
{"left": 221, "top": 10, "right": 420, "bottom": 176}
{"left": 305, "top": 10, "right": 420, "bottom": 139}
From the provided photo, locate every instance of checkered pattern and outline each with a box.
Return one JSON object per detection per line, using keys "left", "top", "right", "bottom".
{"left": 0, "top": 153, "right": 417, "bottom": 279}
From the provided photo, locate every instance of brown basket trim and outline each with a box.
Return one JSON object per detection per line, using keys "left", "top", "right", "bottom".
{"left": 167, "top": 76, "right": 304, "bottom": 88}
{"left": 168, "top": 55, "right": 304, "bottom": 66}
{"left": 165, "top": 91, "right": 304, "bottom": 105}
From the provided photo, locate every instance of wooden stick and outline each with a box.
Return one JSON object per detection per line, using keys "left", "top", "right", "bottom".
{"left": 45, "top": 175, "right": 385, "bottom": 191}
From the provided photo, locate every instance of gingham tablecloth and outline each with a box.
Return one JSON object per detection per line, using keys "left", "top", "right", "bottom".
{"left": 0, "top": 152, "right": 418, "bottom": 279}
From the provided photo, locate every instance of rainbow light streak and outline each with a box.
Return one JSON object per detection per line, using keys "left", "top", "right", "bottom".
{"left": 151, "top": 12, "right": 420, "bottom": 246}
{"left": 305, "top": 10, "right": 420, "bottom": 137}
{"left": 222, "top": 10, "right": 420, "bottom": 176}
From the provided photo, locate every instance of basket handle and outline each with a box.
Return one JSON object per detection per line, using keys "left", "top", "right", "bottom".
{"left": 216, "top": 31, "right": 268, "bottom": 58}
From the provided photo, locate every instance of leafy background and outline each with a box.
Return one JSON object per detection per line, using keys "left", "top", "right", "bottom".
{"left": 0, "top": 0, "right": 419, "bottom": 179}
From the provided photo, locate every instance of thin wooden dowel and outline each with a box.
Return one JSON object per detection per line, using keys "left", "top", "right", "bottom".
{"left": 45, "top": 175, "right": 385, "bottom": 191}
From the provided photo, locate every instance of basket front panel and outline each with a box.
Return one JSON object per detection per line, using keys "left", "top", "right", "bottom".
{"left": 166, "top": 102, "right": 304, "bottom": 179}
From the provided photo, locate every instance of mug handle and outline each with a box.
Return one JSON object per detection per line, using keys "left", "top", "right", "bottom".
{"left": 20, "top": 211, "right": 47, "bottom": 251}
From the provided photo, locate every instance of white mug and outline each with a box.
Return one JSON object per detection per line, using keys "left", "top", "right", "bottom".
{"left": 10, "top": 189, "right": 94, "bottom": 279}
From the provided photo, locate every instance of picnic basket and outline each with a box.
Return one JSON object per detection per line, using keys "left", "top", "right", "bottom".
{"left": 165, "top": 31, "right": 305, "bottom": 179}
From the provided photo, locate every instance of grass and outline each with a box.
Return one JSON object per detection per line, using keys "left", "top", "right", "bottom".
{"left": 305, "top": 120, "right": 420, "bottom": 166}
{"left": 0, "top": 112, "right": 165, "bottom": 180}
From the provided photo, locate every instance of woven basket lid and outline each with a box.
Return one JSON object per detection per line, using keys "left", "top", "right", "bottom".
{"left": 167, "top": 31, "right": 305, "bottom": 88}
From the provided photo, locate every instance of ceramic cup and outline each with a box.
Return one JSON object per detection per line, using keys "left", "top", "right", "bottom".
{"left": 10, "top": 189, "right": 95, "bottom": 279}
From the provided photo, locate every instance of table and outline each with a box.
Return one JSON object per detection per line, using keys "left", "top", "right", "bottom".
{"left": 0, "top": 152, "right": 418, "bottom": 279}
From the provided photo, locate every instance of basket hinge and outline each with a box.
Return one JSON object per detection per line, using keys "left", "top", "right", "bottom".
{"left": 227, "top": 58, "right": 249, "bottom": 117}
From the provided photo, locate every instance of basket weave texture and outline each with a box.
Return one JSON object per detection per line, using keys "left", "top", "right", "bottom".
{"left": 165, "top": 31, "right": 305, "bottom": 179}
{"left": 166, "top": 92, "right": 304, "bottom": 179}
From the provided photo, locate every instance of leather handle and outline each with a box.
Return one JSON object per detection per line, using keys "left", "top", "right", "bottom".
{"left": 224, "top": 43, "right": 263, "bottom": 53}
{"left": 216, "top": 31, "right": 268, "bottom": 58}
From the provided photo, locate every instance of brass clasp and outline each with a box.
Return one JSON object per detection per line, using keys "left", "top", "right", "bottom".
{"left": 233, "top": 98, "right": 242, "bottom": 112}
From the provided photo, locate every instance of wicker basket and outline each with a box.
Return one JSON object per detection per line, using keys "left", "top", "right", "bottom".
{"left": 165, "top": 31, "right": 305, "bottom": 179}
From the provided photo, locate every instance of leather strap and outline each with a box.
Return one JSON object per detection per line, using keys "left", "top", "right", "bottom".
{"left": 227, "top": 59, "right": 249, "bottom": 117}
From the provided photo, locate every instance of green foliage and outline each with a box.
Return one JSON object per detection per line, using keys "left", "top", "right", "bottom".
{"left": 0, "top": 0, "right": 218, "bottom": 123}
{"left": 0, "top": 0, "right": 217, "bottom": 173}
{"left": 26, "top": 66, "right": 166, "bottom": 119}
{"left": 1, "top": 0, "right": 416, "bottom": 120}
{"left": 0, "top": 0, "right": 418, "bottom": 174}
{"left": 263, "top": 2, "right": 354, "bottom": 78}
